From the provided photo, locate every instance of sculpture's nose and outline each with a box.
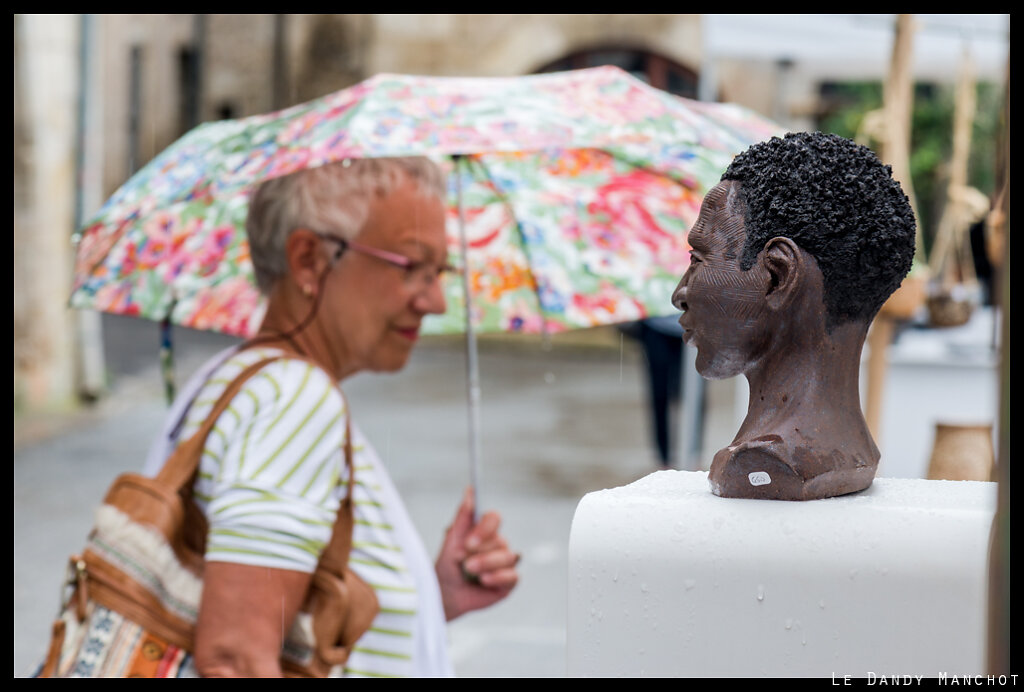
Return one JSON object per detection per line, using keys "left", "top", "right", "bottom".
{"left": 672, "top": 283, "right": 688, "bottom": 312}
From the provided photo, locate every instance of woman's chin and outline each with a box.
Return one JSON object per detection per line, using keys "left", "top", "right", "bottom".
{"left": 367, "top": 348, "right": 415, "bottom": 373}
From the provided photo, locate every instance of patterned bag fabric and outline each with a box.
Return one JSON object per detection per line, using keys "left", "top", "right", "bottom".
{"left": 38, "top": 355, "right": 379, "bottom": 678}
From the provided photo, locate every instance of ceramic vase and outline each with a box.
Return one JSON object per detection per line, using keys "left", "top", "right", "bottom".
{"left": 926, "top": 422, "right": 995, "bottom": 481}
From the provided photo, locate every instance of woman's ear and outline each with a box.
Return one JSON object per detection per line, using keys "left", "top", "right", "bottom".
{"left": 285, "top": 229, "right": 328, "bottom": 297}
{"left": 761, "top": 236, "right": 803, "bottom": 312}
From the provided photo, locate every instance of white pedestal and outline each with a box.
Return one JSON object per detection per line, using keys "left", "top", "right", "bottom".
{"left": 568, "top": 471, "right": 996, "bottom": 677}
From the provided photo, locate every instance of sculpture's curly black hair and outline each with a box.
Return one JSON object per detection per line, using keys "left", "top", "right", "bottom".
{"left": 722, "top": 132, "right": 916, "bottom": 329}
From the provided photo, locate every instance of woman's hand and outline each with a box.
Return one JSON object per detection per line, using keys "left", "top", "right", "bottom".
{"left": 194, "top": 562, "right": 312, "bottom": 677}
{"left": 435, "top": 487, "right": 519, "bottom": 621}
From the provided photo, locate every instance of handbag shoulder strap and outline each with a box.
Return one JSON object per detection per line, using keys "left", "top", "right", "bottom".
{"left": 256, "top": 351, "right": 357, "bottom": 575}
{"left": 316, "top": 412, "right": 356, "bottom": 575}
{"left": 158, "top": 348, "right": 358, "bottom": 574}
{"left": 156, "top": 355, "right": 284, "bottom": 492}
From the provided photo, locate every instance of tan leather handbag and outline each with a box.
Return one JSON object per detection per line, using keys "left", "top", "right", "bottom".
{"left": 39, "top": 355, "right": 379, "bottom": 677}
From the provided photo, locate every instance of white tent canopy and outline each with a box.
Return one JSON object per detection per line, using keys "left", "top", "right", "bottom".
{"left": 704, "top": 14, "right": 1009, "bottom": 84}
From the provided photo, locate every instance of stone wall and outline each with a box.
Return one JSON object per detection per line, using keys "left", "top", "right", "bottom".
{"left": 14, "top": 14, "right": 80, "bottom": 411}
{"left": 365, "top": 14, "right": 701, "bottom": 79}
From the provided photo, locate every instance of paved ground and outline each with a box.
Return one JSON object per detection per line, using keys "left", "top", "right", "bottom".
{"left": 14, "top": 308, "right": 1003, "bottom": 677}
{"left": 14, "top": 316, "right": 668, "bottom": 678}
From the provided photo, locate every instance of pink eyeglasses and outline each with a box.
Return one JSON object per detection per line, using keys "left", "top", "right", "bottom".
{"left": 312, "top": 231, "right": 458, "bottom": 289}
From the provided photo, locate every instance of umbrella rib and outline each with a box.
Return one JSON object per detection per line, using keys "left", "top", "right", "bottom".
{"left": 74, "top": 218, "right": 135, "bottom": 289}
{"left": 465, "top": 155, "right": 549, "bottom": 336}
{"left": 604, "top": 148, "right": 706, "bottom": 193}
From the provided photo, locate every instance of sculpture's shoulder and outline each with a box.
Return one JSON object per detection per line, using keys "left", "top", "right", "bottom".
{"left": 708, "top": 434, "right": 798, "bottom": 500}
{"left": 708, "top": 433, "right": 876, "bottom": 501}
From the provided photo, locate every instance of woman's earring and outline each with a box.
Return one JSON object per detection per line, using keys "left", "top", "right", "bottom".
{"left": 302, "top": 284, "right": 313, "bottom": 298}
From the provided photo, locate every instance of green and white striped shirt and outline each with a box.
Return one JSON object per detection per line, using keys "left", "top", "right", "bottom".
{"left": 178, "top": 347, "right": 425, "bottom": 677}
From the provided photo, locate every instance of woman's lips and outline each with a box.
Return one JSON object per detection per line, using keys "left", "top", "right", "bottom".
{"left": 396, "top": 326, "right": 420, "bottom": 341}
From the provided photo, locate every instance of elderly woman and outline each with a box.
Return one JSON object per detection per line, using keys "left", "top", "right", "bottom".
{"left": 150, "top": 157, "right": 518, "bottom": 677}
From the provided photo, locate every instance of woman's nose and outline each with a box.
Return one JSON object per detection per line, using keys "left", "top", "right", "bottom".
{"left": 671, "top": 282, "right": 688, "bottom": 312}
{"left": 413, "top": 277, "right": 447, "bottom": 316}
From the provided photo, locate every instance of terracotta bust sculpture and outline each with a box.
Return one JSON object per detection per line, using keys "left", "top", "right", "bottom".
{"left": 672, "top": 132, "right": 916, "bottom": 500}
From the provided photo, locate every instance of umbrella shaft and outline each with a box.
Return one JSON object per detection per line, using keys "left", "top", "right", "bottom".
{"left": 456, "top": 157, "right": 483, "bottom": 522}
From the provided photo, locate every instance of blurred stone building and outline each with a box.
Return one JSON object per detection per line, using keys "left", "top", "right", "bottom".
{"left": 14, "top": 13, "right": 711, "bottom": 412}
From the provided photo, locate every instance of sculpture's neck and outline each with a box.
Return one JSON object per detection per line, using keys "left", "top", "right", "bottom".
{"left": 740, "top": 320, "right": 870, "bottom": 437}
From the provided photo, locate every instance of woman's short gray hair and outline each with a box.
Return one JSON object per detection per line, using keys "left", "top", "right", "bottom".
{"left": 246, "top": 156, "right": 446, "bottom": 294}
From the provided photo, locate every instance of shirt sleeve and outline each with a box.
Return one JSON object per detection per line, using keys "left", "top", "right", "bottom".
{"left": 188, "top": 357, "right": 348, "bottom": 573}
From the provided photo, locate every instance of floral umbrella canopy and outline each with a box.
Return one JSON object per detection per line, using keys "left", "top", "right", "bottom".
{"left": 70, "top": 66, "right": 781, "bottom": 338}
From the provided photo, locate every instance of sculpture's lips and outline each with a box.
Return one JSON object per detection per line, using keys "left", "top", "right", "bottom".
{"left": 679, "top": 317, "right": 694, "bottom": 345}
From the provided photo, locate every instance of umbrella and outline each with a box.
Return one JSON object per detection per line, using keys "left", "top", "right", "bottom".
{"left": 71, "top": 66, "right": 780, "bottom": 335}
{"left": 70, "top": 65, "right": 781, "bottom": 502}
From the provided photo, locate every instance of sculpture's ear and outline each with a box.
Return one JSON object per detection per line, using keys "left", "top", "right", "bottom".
{"left": 762, "top": 236, "right": 803, "bottom": 312}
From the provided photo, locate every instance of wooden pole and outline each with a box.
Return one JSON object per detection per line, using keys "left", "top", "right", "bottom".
{"left": 865, "top": 14, "right": 916, "bottom": 443}
{"left": 929, "top": 48, "right": 977, "bottom": 287}
{"left": 864, "top": 318, "right": 894, "bottom": 441}
{"left": 986, "top": 47, "right": 1009, "bottom": 677}
{"left": 882, "top": 15, "right": 922, "bottom": 261}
